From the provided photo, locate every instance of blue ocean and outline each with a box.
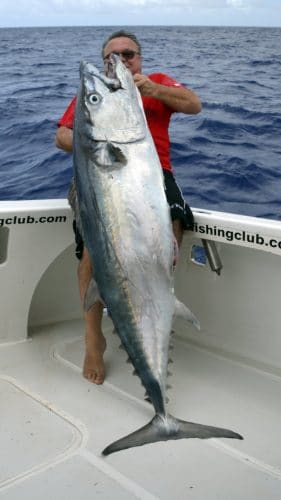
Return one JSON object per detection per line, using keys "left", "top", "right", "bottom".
{"left": 0, "top": 26, "right": 280, "bottom": 220}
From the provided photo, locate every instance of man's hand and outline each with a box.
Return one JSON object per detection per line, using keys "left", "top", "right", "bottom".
{"left": 133, "top": 73, "right": 201, "bottom": 115}
{"left": 55, "top": 126, "right": 73, "bottom": 153}
{"left": 133, "top": 73, "right": 157, "bottom": 97}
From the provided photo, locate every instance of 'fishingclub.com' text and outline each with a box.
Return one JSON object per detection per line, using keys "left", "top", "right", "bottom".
{"left": 193, "top": 222, "right": 281, "bottom": 250}
{"left": 0, "top": 214, "right": 67, "bottom": 227}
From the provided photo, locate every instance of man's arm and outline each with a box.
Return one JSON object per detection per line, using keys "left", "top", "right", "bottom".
{"left": 55, "top": 126, "right": 73, "bottom": 153}
{"left": 133, "top": 73, "right": 202, "bottom": 115}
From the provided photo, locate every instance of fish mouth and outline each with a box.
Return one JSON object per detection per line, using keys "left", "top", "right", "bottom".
{"left": 104, "top": 53, "right": 121, "bottom": 81}
{"left": 80, "top": 55, "right": 124, "bottom": 93}
{"left": 78, "top": 56, "right": 146, "bottom": 143}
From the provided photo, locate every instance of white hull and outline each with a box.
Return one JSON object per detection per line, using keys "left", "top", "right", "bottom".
{"left": 1, "top": 199, "right": 281, "bottom": 499}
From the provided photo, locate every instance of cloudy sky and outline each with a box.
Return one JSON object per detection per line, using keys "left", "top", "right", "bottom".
{"left": 1, "top": 0, "right": 280, "bottom": 28}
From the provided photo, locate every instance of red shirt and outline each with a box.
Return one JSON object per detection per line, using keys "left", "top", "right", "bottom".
{"left": 57, "top": 73, "right": 183, "bottom": 172}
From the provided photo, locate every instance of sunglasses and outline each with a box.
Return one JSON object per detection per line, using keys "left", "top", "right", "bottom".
{"left": 103, "top": 50, "right": 140, "bottom": 62}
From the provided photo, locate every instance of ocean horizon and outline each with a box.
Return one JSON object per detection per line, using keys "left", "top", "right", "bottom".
{"left": 1, "top": 25, "right": 280, "bottom": 220}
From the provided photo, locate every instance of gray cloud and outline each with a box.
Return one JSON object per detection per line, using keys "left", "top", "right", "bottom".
{"left": 0, "top": 0, "right": 280, "bottom": 27}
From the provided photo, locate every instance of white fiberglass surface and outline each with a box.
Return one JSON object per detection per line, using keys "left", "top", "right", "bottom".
{"left": 1, "top": 317, "right": 281, "bottom": 499}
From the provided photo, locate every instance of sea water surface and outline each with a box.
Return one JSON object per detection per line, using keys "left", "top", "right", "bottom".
{"left": 0, "top": 26, "right": 280, "bottom": 220}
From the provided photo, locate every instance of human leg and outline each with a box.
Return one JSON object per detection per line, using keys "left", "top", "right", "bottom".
{"left": 78, "top": 247, "right": 106, "bottom": 384}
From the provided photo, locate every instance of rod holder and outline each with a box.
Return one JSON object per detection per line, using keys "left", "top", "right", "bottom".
{"left": 202, "top": 239, "right": 223, "bottom": 275}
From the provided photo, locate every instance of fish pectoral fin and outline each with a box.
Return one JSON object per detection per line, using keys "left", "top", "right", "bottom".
{"left": 174, "top": 298, "right": 200, "bottom": 331}
{"left": 83, "top": 278, "right": 102, "bottom": 311}
{"left": 102, "top": 413, "right": 243, "bottom": 456}
{"left": 94, "top": 142, "right": 127, "bottom": 169}
{"left": 108, "top": 142, "right": 127, "bottom": 163}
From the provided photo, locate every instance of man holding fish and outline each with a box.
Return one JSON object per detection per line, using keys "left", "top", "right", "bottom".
{"left": 55, "top": 30, "right": 202, "bottom": 386}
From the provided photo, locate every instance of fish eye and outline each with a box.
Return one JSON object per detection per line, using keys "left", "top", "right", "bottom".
{"left": 88, "top": 93, "right": 101, "bottom": 104}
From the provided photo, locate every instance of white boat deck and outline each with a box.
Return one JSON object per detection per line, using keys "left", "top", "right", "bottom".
{"left": 1, "top": 200, "right": 281, "bottom": 499}
{"left": 1, "top": 316, "right": 281, "bottom": 499}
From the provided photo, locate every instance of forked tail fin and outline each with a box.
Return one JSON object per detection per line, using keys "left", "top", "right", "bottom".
{"left": 102, "top": 413, "right": 243, "bottom": 456}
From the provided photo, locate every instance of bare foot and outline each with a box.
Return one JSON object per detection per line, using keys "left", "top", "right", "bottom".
{"left": 83, "top": 331, "right": 106, "bottom": 385}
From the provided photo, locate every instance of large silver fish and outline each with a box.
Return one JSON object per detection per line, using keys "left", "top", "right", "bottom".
{"left": 73, "top": 57, "right": 243, "bottom": 456}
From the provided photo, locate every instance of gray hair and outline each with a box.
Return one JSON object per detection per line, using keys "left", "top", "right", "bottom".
{"left": 101, "top": 30, "right": 142, "bottom": 58}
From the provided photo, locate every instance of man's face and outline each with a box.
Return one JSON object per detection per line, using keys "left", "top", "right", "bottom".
{"left": 103, "top": 36, "right": 142, "bottom": 75}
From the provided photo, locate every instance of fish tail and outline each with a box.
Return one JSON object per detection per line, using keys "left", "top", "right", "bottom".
{"left": 102, "top": 413, "right": 243, "bottom": 456}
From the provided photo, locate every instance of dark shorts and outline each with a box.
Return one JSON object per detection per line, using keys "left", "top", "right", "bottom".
{"left": 163, "top": 169, "right": 194, "bottom": 231}
{"left": 73, "top": 169, "right": 194, "bottom": 260}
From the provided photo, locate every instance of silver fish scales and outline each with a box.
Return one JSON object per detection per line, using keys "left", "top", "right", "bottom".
{"left": 73, "top": 56, "right": 243, "bottom": 456}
